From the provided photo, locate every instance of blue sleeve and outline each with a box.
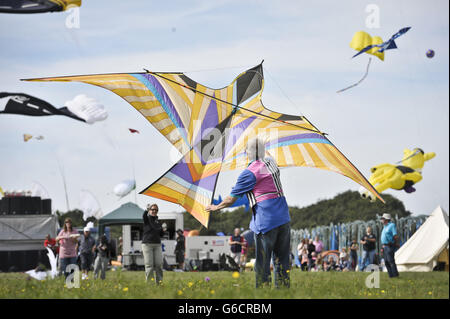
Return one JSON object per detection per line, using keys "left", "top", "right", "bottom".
{"left": 391, "top": 223, "right": 397, "bottom": 236}
{"left": 230, "top": 169, "right": 256, "bottom": 198}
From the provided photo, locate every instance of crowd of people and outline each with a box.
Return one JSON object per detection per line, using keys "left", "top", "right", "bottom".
{"left": 45, "top": 218, "right": 115, "bottom": 281}
{"left": 296, "top": 226, "right": 381, "bottom": 272}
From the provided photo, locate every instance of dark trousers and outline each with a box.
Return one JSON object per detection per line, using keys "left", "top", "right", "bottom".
{"left": 383, "top": 245, "right": 399, "bottom": 278}
{"left": 254, "top": 223, "right": 291, "bottom": 288}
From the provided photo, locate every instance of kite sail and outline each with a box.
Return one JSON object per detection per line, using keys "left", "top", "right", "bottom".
{"left": 0, "top": 0, "right": 81, "bottom": 14}
{"left": 24, "top": 62, "right": 384, "bottom": 227}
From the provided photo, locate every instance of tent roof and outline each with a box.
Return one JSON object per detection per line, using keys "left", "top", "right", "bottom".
{"left": 395, "top": 206, "right": 449, "bottom": 265}
{"left": 98, "top": 202, "right": 144, "bottom": 226}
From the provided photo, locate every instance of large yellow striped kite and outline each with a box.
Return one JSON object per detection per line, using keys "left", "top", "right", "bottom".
{"left": 24, "top": 63, "right": 383, "bottom": 227}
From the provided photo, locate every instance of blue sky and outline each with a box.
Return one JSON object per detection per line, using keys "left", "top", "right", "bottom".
{"left": 0, "top": 0, "right": 448, "bottom": 220}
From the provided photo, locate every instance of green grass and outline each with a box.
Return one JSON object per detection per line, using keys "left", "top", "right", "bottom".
{"left": 0, "top": 269, "right": 448, "bottom": 299}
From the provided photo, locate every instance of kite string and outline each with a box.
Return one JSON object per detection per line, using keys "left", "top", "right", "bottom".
{"left": 336, "top": 57, "right": 372, "bottom": 93}
{"left": 263, "top": 66, "right": 303, "bottom": 116}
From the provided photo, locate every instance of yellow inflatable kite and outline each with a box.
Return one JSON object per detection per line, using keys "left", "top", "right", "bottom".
{"left": 350, "top": 31, "right": 385, "bottom": 61}
{"left": 359, "top": 148, "right": 436, "bottom": 201}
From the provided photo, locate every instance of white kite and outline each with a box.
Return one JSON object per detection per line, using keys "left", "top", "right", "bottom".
{"left": 31, "top": 181, "right": 49, "bottom": 199}
{"left": 79, "top": 189, "right": 102, "bottom": 220}
{"left": 65, "top": 94, "right": 108, "bottom": 124}
{"left": 25, "top": 247, "right": 58, "bottom": 281}
{"left": 113, "top": 179, "right": 136, "bottom": 198}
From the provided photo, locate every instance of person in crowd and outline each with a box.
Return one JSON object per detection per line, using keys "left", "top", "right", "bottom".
{"left": 117, "top": 236, "right": 123, "bottom": 264}
{"left": 313, "top": 235, "right": 324, "bottom": 255}
{"left": 206, "top": 137, "right": 291, "bottom": 288}
{"left": 174, "top": 229, "right": 185, "bottom": 270}
{"left": 240, "top": 238, "right": 249, "bottom": 268}
{"left": 360, "top": 226, "right": 377, "bottom": 271}
{"left": 307, "top": 239, "right": 316, "bottom": 271}
{"left": 161, "top": 223, "right": 170, "bottom": 240}
{"left": 380, "top": 213, "right": 400, "bottom": 278}
{"left": 229, "top": 228, "right": 245, "bottom": 268}
{"left": 79, "top": 226, "right": 96, "bottom": 280}
{"left": 339, "top": 247, "right": 349, "bottom": 271}
{"left": 94, "top": 234, "right": 110, "bottom": 280}
{"left": 142, "top": 203, "right": 165, "bottom": 285}
{"left": 297, "top": 239, "right": 307, "bottom": 263}
{"left": 44, "top": 234, "right": 59, "bottom": 256}
{"left": 314, "top": 253, "right": 324, "bottom": 271}
{"left": 324, "top": 256, "right": 337, "bottom": 271}
{"left": 310, "top": 251, "right": 318, "bottom": 271}
{"left": 56, "top": 218, "right": 79, "bottom": 278}
{"left": 349, "top": 239, "right": 359, "bottom": 270}
{"left": 300, "top": 247, "right": 309, "bottom": 271}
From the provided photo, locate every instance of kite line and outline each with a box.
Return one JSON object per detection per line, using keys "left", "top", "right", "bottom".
{"left": 336, "top": 58, "right": 372, "bottom": 93}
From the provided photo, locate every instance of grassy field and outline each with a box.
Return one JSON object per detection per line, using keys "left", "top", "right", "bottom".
{"left": 0, "top": 268, "right": 448, "bottom": 299}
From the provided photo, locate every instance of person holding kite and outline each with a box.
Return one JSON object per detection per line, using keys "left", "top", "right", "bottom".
{"left": 206, "top": 137, "right": 291, "bottom": 288}
{"left": 142, "top": 203, "right": 165, "bottom": 285}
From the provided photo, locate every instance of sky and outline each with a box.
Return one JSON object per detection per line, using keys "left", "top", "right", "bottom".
{"left": 0, "top": 0, "right": 448, "bottom": 221}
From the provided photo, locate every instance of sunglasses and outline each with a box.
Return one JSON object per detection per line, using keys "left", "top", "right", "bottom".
{"left": 150, "top": 208, "right": 158, "bottom": 212}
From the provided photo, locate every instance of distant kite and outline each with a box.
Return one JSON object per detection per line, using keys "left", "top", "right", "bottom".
{"left": 338, "top": 27, "right": 411, "bottom": 93}
{"left": 79, "top": 190, "right": 102, "bottom": 220}
{"left": 0, "top": 92, "right": 107, "bottom": 124}
{"left": 426, "top": 49, "right": 435, "bottom": 58}
{"left": 129, "top": 128, "right": 140, "bottom": 134}
{"left": 113, "top": 179, "right": 136, "bottom": 198}
{"left": 351, "top": 27, "right": 411, "bottom": 60}
{"left": 23, "top": 134, "right": 44, "bottom": 142}
{"left": 0, "top": 0, "right": 81, "bottom": 14}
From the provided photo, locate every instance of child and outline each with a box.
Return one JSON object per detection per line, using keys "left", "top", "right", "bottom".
{"left": 94, "top": 235, "right": 110, "bottom": 280}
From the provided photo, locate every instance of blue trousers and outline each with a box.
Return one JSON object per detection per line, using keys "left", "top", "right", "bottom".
{"left": 361, "top": 249, "right": 376, "bottom": 271}
{"left": 59, "top": 256, "right": 78, "bottom": 278}
{"left": 383, "top": 245, "right": 399, "bottom": 278}
{"left": 254, "top": 223, "right": 291, "bottom": 288}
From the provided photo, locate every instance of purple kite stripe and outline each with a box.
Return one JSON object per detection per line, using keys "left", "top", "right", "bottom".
{"left": 193, "top": 96, "right": 219, "bottom": 146}
{"left": 192, "top": 172, "right": 218, "bottom": 191}
{"left": 170, "top": 158, "right": 194, "bottom": 184}
{"left": 143, "top": 73, "right": 186, "bottom": 131}
{"left": 223, "top": 115, "right": 257, "bottom": 156}
{"left": 266, "top": 133, "right": 326, "bottom": 147}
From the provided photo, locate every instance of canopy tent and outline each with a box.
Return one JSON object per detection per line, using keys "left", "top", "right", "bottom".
{"left": 395, "top": 206, "right": 449, "bottom": 272}
{"left": 98, "top": 202, "right": 144, "bottom": 235}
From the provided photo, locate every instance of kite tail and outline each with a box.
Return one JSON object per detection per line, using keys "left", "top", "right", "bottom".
{"left": 337, "top": 58, "right": 372, "bottom": 93}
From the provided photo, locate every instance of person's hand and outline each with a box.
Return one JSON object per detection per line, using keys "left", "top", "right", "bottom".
{"left": 205, "top": 204, "right": 218, "bottom": 212}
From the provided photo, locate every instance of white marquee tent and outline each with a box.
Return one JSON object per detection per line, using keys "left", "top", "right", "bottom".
{"left": 395, "top": 206, "right": 449, "bottom": 272}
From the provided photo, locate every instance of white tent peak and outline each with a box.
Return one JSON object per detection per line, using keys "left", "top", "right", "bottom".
{"left": 395, "top": 206, "right": 449, "bottom": 272}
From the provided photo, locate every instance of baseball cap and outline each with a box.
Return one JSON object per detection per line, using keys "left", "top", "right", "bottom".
{"left": 83, "top": 226, "right": 91, "bottom": 232}
{"left": 381, "top": 213, "right": 392, "bottom": 220}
